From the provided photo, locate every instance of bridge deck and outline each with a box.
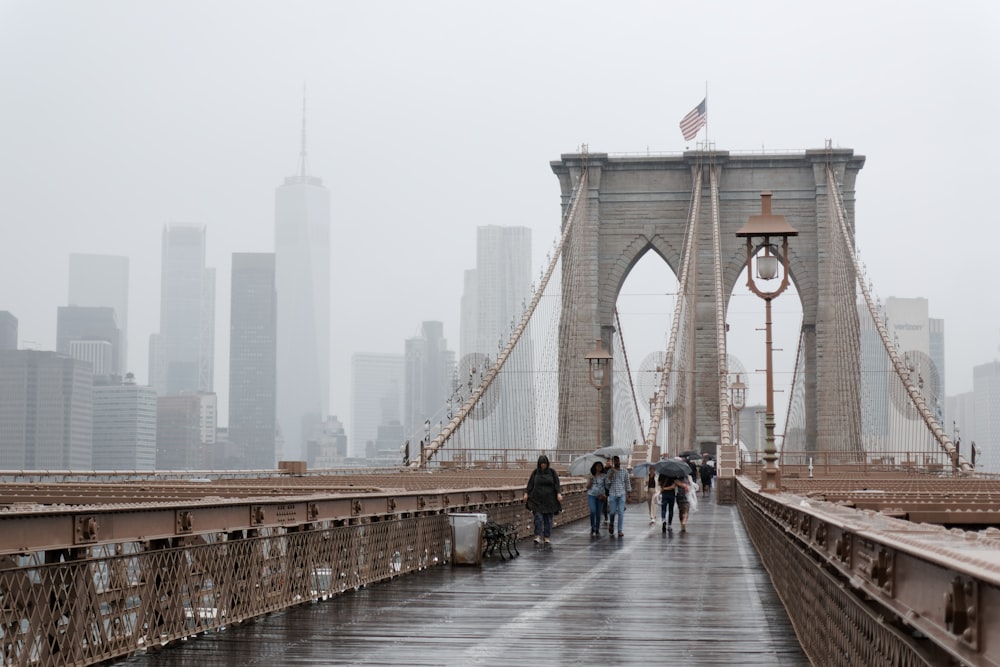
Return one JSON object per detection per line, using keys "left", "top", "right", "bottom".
{"left": 121, "top": 494, "right": 810, "bottom": 666}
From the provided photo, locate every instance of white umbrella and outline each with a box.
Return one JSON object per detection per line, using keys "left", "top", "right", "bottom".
{"left": 593, "top": 445, "right": 628, "bottom": 458}
{"left": 568, "top": 453, "right": 605, "bottom": 476}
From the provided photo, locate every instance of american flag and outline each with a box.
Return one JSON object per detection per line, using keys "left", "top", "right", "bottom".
{"left": 679, "top": 98, "right": 707, "bottom": 141}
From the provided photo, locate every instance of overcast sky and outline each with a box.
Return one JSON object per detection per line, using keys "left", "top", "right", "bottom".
{"left": 2, "top": 1, "right": 998, "bottom": 437}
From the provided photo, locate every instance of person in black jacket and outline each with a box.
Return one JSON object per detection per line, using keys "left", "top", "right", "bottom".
{"left": 523, "top": 454, "right": 563, "bottom": 545}
{"left": 700, "top": 458, "right": 716, "bottom": 497}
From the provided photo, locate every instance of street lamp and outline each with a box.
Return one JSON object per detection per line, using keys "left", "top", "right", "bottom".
{"left": 585, "top": 338, "right": 613, "bottom": 448}
{"left": 729, "top": 373, "right": 746, "bottom": 453}
{"left": 736, "top": 192, "right": 798, "bottom": 493}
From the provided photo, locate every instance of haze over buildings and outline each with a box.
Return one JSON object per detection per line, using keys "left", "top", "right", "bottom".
{"left": 2, "top": 2, "right": 1000, "bottom": 469}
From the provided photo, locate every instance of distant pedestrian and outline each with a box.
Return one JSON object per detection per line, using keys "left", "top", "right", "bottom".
{"left": 700, "top": 458, "right": 715, "bottom": 497}
{"left": 523, "top": 454, "right": 562, "bottom": 545}
{"left": 646, "top": 467, "right": 657, "bottom": 523}
{"left": 605, "top": 455, "right": 631, "bottom": 537}
{"left": 686, "top": 456, "right": 699, "bottom": 493}
{"left": 586, "top": 460, "right": 608, "bottom": 537}
{"left": 658, "top": 471, "right": 677, "bottom": 533}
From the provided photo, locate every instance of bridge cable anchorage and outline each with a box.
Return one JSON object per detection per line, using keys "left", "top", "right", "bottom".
{"left": 825, "top": 166, "right": 972, "bottom": 474}
{"left": 412, "top": 165, "right": 589, "bottom": 468}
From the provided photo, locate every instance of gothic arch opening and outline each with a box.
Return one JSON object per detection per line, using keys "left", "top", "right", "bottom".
{"left": 613, "top": 248, "right": 680, "bottom": 452}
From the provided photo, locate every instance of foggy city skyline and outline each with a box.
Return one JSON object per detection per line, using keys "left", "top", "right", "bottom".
{"left": 2, "top": 1, "right": 999, "bottom": 447}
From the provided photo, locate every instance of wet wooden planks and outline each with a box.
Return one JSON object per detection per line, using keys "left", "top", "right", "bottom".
{"left": 122, "top": 494, "right": 810, "bottom": 666}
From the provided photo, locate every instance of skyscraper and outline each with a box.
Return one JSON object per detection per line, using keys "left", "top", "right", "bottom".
{"left": 156, "top": 394, "right": 203, "bottom": 470}
{"left": 93, "top": 374, "right": 156, "bottom": 470}
{"left": 885, "top": 297, "right": 942, "bottom": 419}
{"left": 404, "top": 321, "right": 455, "bottom": 442}
{"left": 974, "top": 362, "right": 1000, "bottom": 474}
{"left": 275, "top": 110, "right": 330, "bottom": 459}
{"left": 229, "top": 253, "right": 277, "bottom": 469}
{"left": 459, "top": 226, "right": 535, "bottom": 450}
{"left": 465, "top": 226, "right": 533, "bottom": 360}
{"left": 69, "top": 340, "right": 114, "bottom": 377}
{"left": 0, "top": 350, "right": 93, "bottom": 469}
{"left": 68, "top": 254, "right": 129, "bottom": 375}
{"left": 156, "top": 392, "right": 216, "bottom": 469}
{"left": 156, "top": 224, "right": 215, "bottom": 395}
{"left": 350, "top": 352, "right": 404, "bottom": 458}
{"left": 0, "top": 311, "right": 18, "bottom": 350}
{"left": 56, "top": 305, "right": 121, "bottom": 379}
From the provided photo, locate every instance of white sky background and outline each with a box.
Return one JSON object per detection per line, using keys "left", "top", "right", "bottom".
{"left": 1, "top": 1, "right": 998, "bottom": 437}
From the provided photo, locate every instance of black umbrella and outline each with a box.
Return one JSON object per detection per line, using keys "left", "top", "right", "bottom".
{"left": 653, "top": 458, "right": 692, "bottom": 480}
{"left": 678, "top": 450, "right": 702, "bottom": 459}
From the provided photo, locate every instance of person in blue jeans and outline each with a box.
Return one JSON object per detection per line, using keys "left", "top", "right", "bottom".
{"left": 605, "top": 455, "right": 631, "bottom": 537}
{"left": 522, "top": 454, "right": 563, "bottom": 545}
{"left": 586, "top": 460, "right": 607, "bottom": 536}
{"left": 658, "top": 472, "right": 677, "bottom": 532}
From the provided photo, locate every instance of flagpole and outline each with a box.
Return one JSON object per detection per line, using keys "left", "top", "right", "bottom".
{"left": 704, "top": 81, "right": 709, "bottom": 147}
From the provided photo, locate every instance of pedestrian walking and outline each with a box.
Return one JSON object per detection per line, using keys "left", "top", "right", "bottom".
{"left": 522, "top": 454, "right": 562, "bottom": 545}
{"left": 602, "top": 457, "right": 612, "bottom": 527}
{"left": 605, "top": 455, "right": 631, "bottom": 537}
{"left": 670, "top": 477, "right": 692, "bottom": 532}
{"left": 700, "top": 458, "right": 716, "bottom": 497}
{"left": 646, "top": 467, "right": 657, "bottom": 523}
{"left": 658, "top": 471, "right": 677, "bottom": 533}
{"left": 686, "top": 456, "right": 700, "bottom": 494}
{"left": 586, "top": 460, "right": 607, "bottom": 537}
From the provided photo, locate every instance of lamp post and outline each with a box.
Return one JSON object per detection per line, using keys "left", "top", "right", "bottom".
{"left": 585, "top": 338, "right": 613, "bottom": 449}
{"left": 736, "top": 192, "right": 798, "bottom": 493}
{"left": 729, "top": 373, "right": 746, "bottom": 452}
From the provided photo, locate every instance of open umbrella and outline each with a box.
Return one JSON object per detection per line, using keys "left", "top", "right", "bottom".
{"left": 631, "top": 461, "right": 654, "bottom": 478}
{"left": 678, "top": 450, "right": 702, "bottom": 459}
{"left": 567, "top": 453, "right": 605, "bottom": 476}
{"left": 653, "top": 458, "right": 692, "bottom": 480}
{"left": 593, "top": 445, "right": 628, "bottom": 458}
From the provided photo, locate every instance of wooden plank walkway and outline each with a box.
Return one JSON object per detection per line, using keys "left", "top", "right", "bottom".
{"left": 122, "top": 493, "right": 810, "bottom": 666}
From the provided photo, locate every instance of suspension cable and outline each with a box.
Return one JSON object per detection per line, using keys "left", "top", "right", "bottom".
{"left": 414, "top": 159, "right": 590, "bottom": 468}
{"left": 826, "top": 166, "right": 972, "bottom": 474}
{"left": 614, "top": 306, "right": 645, "bottom": 445}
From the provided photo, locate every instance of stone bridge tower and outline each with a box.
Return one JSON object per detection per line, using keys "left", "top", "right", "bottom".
{"left": 551, "top": 148, "right": 866, "bottom": 456}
